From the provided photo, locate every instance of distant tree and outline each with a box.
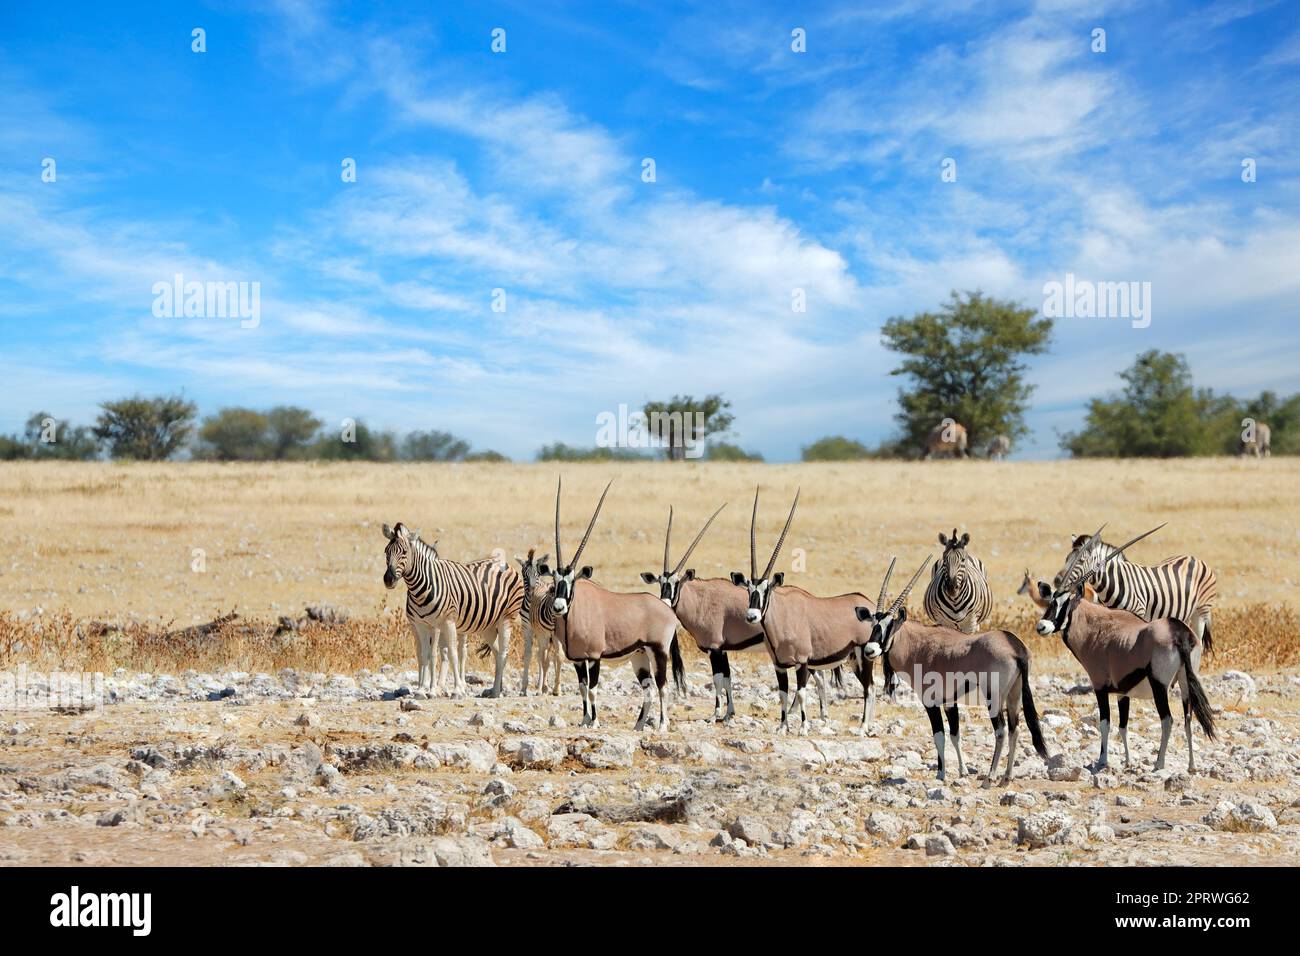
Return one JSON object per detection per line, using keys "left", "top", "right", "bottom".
{"left": 882, "top": 291, "right": 1052, "bottom": 453}
{"left": 198, "top": 408, "right": 270, "bottom": 460}
{"left": 641, "top": 394, "right": 735, "bottom": 461}
{"left": 537, "top": 442, "right": 650, "bottom": 462}
{"left": 314, "top": 421, "right": 398, "bottom": 460}
{"left": 705, "top": 441, "right": 764, "bottom": 462}
{"left": 1061, "top": 351, "right": 1233, "bottom": 457}
{"left": 464, "top": 449, "right": 509, "bottom": 462}
{"left": 265, "top": 406, "right": 322, "bottom": 459}
{"left": 802, "top": 435, "right": 873, "bottom": 461}
{"left": 401, "top": 429, "right": 471, "bottom": 462}
{"left": 94, "top": 395, "right": 196, "bottom": 460}
{"left": 21, "top": 412, "right": 98, "bottom": 460}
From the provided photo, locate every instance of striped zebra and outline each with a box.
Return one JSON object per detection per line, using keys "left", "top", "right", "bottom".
{"left": 1054, "top": 526, "right": 1217, "bottom": 653}
{"left": 382, "top": 522, "right": 524, "bottom": 697}
{"left": 923, "top": 529, "right": 993, "bottom": 633}
{"left": 516, "top": 549, "right": 562, "bottom": 696}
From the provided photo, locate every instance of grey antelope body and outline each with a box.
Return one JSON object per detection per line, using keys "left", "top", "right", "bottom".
{"left": 641, "top": 504, "right": 843, "bottom": 723}
{"left": 516, "top": 549, "right": 562, "bottom": 696}
{"left": 542, "top": 480, "right": 685, "bottom": 730}
{"left": 730, "top": 489, "right": 877, "bottom": 736}
{"left": 923, "top": 529, "right": 992, "bottom": 633}
{"left": 860, "top": 557, "right": 1049, "bottom": 786}
{"left": 1054, "top": 525, "right": 1218, "bottom": 653}
{"left": 1238, "top": 422, "right": 1271, "bottom": 457}
{"left": 922, "top": 420, "right": 969, "bottom": 459}
{"left": 986, "top": 435, "right": 1011, "bottom": 460}
{"left": 383, "top": 524, "right": 524, "bottom": 697}
{"left": 1037, "top": 526, "right": 1216, "bottom": 772}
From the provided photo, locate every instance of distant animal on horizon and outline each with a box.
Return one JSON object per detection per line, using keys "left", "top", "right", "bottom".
{"left": 986, "top": 435, "right": 1011, "bottom": 460}
{"left": 922, "top": 420, "right": 969, "bottom": 459}
{"left": 1238, "top": 422, "right": 1271, "bottom": 457}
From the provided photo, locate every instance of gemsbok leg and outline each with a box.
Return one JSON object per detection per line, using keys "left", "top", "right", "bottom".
{"left": 1151, "top": 678, "right": 1173, "bottom": 771}
{"left": 1118, "top": 696, "right": 1131, "bottom": 765}
{"left": 1179, "top": 672, "right": 1196, "bottom": 773}
{"left": 946, "top": 705, "right": 966, "bottom": 776}
{"left": 633, "top": 651, "right": 654, "bottom": 730}
{"left": 1095, "top": 690, "right": 1111, "bottom": 770}
{"left": 926, "top": 705, "right": 948, "bottom": 780}
{"left": 794, "top": 666, "right": 811, "bottom": 736}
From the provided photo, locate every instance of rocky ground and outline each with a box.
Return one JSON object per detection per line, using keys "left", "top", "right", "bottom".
{"left": 1, "top": 661, "right": 1297, "bottom": 866}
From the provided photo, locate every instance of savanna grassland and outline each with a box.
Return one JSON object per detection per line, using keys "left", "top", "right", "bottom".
{"left": 1, "top": 459, "right": 1298, "bottom": 868}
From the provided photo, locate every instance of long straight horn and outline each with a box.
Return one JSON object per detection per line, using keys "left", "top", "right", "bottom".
{"left": 750, "top": 486, "right": 759, "bottom": 580}
{"left": 663, "top": 506, "right": 674, "bottom": 573}
{"left": 570, "top": 479, "right": 613, "bottom": 567}
{"left": 762, "top": 488, "right": 800, "bottom": 581}
{"left": 1103, "top": 522, "right": 1166, "bottom": 568}
{"left": 876, "top": 557, "right": 897, "bottom": 610}
{"left": 1060, "top": 522, "right": 1105, "bottom": 587}
{"left": 554, "top": 477, "right": 564, "bottom": 568}
{"left": 889, "top": 554, "right": 932, "bottom": 615}
{"left": 673, "top": 503, "right": 726, "bottom": 576}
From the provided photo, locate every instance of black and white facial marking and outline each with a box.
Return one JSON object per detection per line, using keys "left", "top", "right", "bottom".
{"left": 640, "top": 568, "right": 696, "bottom": 607}
{"left": 381, "top": 522, "right": 423, "bottom": 589}
{"left": 1035, "top": 582, "right": 1078, "bottom": 636}
{"left": 538, "top": 561, "right": 592, "bottom": 616}
{"left": 730, "top": 570, "right": 785, "bottom": 625}
{"left": 856, "top": 604, "right": 907, "bottom": 660}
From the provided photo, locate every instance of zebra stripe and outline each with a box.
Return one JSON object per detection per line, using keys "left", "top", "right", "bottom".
{"left": 400, "top": 539, "right": 524, "bottom": 634}
{"left": 924, "top": 549, "right": 992, "bottom": 633}
{"left": 1083, "top": 545, "right": 1217, "bottom": 643}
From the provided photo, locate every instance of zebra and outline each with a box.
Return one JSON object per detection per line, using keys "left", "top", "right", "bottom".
{"left": 382, "top": 522, "right": 525, "bottom": 697}
{"left": 1053, "top": 524, "right": 1217, "bottom": 654}
{"left": 986, "top": 435, "right": 1011, "bottom": 460}
{"left": 923, "top": 529, "right": 992, "bottom": 633}
{"left": 516, "top": 548, "right": 562, "bottom": 696}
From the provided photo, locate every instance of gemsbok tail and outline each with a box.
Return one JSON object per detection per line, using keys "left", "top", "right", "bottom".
{"left": 670, "top": 635, "right": 686, "bottom": 695}
{"left": 1177, "top": 637, "right": 1216, "bottom": 740}
{"left": 1017, "top": 656, "right": 1049, "bottom": 759}
{"left": 831, "top": 665, "right": 845, "bottom": 690}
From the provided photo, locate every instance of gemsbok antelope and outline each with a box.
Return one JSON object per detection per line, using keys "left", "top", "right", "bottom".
{"left": 639, "top": 504, "right": 842, "bottom": 723}
{"left": 1035, "top": 527, "right": 1216, "bottom": 772}
{"left": 1053, "top": 523, "right": 1217, "bottom": 653}
{"left": 540, "top": 479, "right": 685, "bottom": 730}
{"left": 516, "top": 549, "right": 562, "bottom": 696}
{"left": 729, "top": 489, "right": 878, "bottom": 736}
{"left": 382, "top": 524, "right": 524, "bottom": 697}
{"left": 921, "top": 420, "right": 969, "bottom": 459}
{"left": 923, "top": 529, "right": 992, "bottom": 633}
{"left": 857, "top": 556, "right": 1049, "bottom": 786}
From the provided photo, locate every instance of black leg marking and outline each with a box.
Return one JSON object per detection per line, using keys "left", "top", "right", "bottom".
{"left": 795, "top": 666, "right": 809, "bottom": 722}
{"left": 1095, "top": 689, "right": 1111, "bottom": 724}
{"left": 945, "top": 705, "right": 960, "bottom": 739}
{"left": 1151, "top": 678, "right": 1170, "bottom": 721}
{"left": 1118, "top": 695, "right": 1129, "bottom": 729}
{"left": 925, "top": 705, "right": 945, "bottom": 735}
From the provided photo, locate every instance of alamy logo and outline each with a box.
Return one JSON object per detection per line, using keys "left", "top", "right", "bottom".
{"left": 152, "top": 273, "right": 260, "bottom": 328}
{"left": 595, "top": 403, "right": 708, "bottom": 459}
{"left": 50, "top": 886, "right": 151, "bottom": 936}
{"left": 1042, "top": 273, "right": 1151, "bottom": 329}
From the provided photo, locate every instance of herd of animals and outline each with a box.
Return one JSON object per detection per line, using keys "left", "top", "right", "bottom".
{"left": 921, "top": 419, "right": 1274, "bottom": 459}
{"left": 380, "top": 473, "right": 1224, "bottom": 788}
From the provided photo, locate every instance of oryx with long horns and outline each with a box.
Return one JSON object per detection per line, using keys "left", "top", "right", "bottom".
{"left": 857, "top": 556, "right": 1049, "bottom": 786}
{"left": 640, "top": 503, "right": 842, "bottom": 723}
{"left": 1034, "top": 525, "right": 1215, "bottom": 772}
{"left": 729, "top": 488, "right": 878, "bottom": 736}
{"left": 539, "top": 478, "right": 685, "bottom": 730}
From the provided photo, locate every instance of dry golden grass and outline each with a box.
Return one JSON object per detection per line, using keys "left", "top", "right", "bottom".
{"left": 0, "top": 458, "right": 1296, "bottom": 671}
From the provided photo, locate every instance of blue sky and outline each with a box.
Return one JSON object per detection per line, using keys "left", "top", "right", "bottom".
{"left": 1, "top": 0, "right": 1297, "bottom": 460}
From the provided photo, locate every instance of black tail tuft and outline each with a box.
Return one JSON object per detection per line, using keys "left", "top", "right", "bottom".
{"left": 831, "top": 665, "right": 845, "bottom": 690}
{"left": 1178, "top": 637, "right": 1216, "bottom": 740}
{"left": 1018, "top": 657, "right": 1049, "bottom": 758}
{"left": 670, "top": 635, "right": 687, "bottom": 695}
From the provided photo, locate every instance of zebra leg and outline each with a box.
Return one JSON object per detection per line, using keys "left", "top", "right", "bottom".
{"left": 946, "top": 704, "right": 966, "bottom": 776}
{"left": 1094, "top": 690, "right": 1110, "bottom": 771}
{"left": 458, "top": 628, "right": 469, "bottom": 695}
{"left": 1118, "top": 696, "right": 1131, "bottom": 766}
{"left": 519, "top": 623, "right": 534, "bottom": 697}
{"left": 443, "top": 622, "right": 462, "bottom": 698}
{"left": 432, "top": 622, "right": 448, "bottom": 695}
{"left": 483, "top": 619, "right": 509, "bottom": 698}
{"left": 776, "top": 668, "right": 791, "bottom": 735}
{"left": 1151, "top": 679, "right": 1173, "bottom": 771}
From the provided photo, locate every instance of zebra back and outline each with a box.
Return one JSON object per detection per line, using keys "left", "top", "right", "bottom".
{"left": 1091, "top": 549, "right": 1217, "bottom": 627}
{"left": 405, "top": 542, "right": 524, "bottom": 634}
{"left": 923, "top": 551, "right": 992, "bottom": 632}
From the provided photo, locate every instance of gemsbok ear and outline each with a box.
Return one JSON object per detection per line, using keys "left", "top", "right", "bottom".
{"left": 382, "top": 524, "right": 395, "bottom": 540}
{"left": 772, "top": 572, "right": 785, "bottom": 586}
{"left": 683, "top": 569, "right": 696, "bottom": 581}
{"left": 730, "top": 572, "right": 747, "bottom": 587}
{"left": 855, "top": 606, "right": 872, "bottom": 622}
{"left": 1036, "top": 581, "right": 1052, "bottom": 600}
{"left": 640, "top": 572, "right": 658, "bottom": 584}
{"left": 578, "top": 566, "right": 593, "bottom": 579}
{"left": 897, "top": 606, "right": 908, "bottom": 622}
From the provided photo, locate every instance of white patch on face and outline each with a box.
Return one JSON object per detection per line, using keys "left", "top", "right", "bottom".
{"left": 745, "top": 608, "right": 761, "bottom": 624}
{"left": 1036, "top": 619, "right": 1054, "bottom": 635}
{"left": 864, "top": 642, "right": 882, "bottom": 660}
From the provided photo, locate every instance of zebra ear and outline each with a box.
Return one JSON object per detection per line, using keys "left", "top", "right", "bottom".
{"left": 1071, "top": 534, "right": 1088, "bottom": 548}
{"left": 536, "top": 562, "right": 551, "bottom": 576}
{"left": 382, "top": 524, "right": 396, "bottom": 540}
{"left": 959, "top": 532, "right": 970, "bottom": 547}
{"left": 937, "top": 532, "right": 948, "bottom": 546}
{"left": 409, "top": 528, "right": 422, "bottom": 541}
